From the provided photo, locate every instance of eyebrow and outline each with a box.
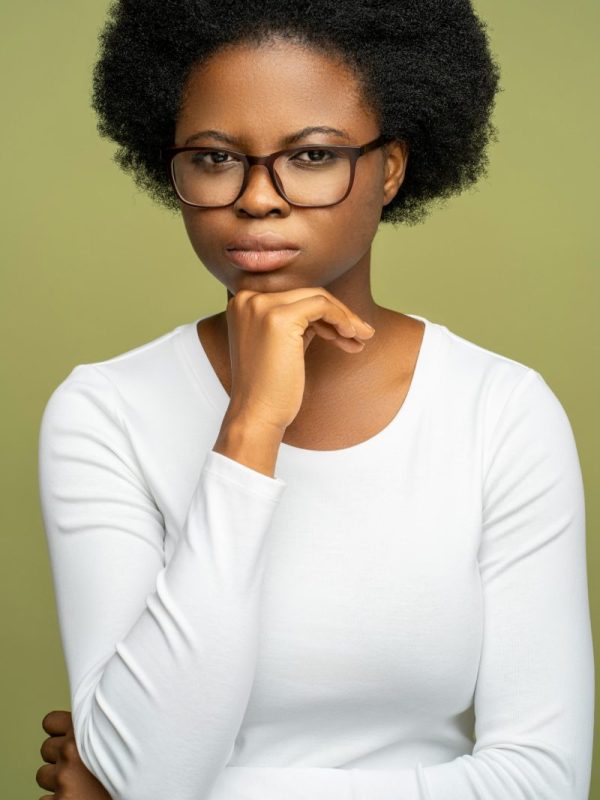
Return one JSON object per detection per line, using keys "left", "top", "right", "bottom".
{"left": 183, "top": 126, "right": 352, "bottom": 147}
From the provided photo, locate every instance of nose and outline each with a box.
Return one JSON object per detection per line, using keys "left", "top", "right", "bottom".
{"left": 233, "top": 163, "right": 289, "bottom": 216}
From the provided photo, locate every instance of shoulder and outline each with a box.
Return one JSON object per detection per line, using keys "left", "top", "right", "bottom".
{"left": 40, "top": 320, "right": 191, "bottom": 426}
{"left": 437, "top": 321, "right": 532, "bottom": 388}
{"left": 423, "top": 318, "right": 577, "bottom": 451}
{"left": 433, "top": 320, "right": 539, "bottom": 411}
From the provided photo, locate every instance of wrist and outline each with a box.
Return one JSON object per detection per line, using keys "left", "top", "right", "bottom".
{"left": 213, "top": 409, "right": 285, "bottom": 478}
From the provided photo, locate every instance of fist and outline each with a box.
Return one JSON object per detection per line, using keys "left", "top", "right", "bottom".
{"left": 36, "top": 709, "right": 111, "bottom": 799}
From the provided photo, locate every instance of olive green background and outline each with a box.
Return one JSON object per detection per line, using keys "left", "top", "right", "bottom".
{"left": 1, "top": 1, "right": 598, "bottom": 796}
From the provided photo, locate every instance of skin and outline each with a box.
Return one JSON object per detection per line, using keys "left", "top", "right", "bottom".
{"left": 37, "top": 711, "right": 109, "bottom": 800}
{"left": 37, "top": 37, "right": 426, "bottom": 797}
{"left": 177, "top": 37, "right": 424, "bottom": 449}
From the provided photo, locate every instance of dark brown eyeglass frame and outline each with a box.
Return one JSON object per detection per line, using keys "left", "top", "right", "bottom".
{"left": 159, "top": 133, "right": 395, "bottom": 208}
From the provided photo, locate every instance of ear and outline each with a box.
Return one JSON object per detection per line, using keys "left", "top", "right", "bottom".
{"left": 382, "top": 139, "right": 409, "bottom": 206}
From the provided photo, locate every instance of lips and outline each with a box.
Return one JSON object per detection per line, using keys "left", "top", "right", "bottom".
{"left": 225, "top": 231, "right": 300, "bottom": 251}
{"left": 225, "top": 248, "right": 301, "bottom": 271}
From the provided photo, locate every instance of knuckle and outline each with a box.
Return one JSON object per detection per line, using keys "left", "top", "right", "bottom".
{"left": 55, "top": 763, "right": 69, "bottom": 790}
{"left": 309, "top": 293, "right": 328, "bottom": 308}
{"left": 232, "top": 288, "right": 252, "bottom": 304}
{"left": 227, "top": 292, "right": 242, "bottom": 312}
{"left": 246, "top": 291, "right": 265, "bottom": 311}
{"left": 60, "top": 737, "right": 79, "bottom": 761}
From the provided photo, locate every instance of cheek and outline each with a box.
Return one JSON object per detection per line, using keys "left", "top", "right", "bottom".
{"left": 302, "top": 206, "right": 379, "bottom": 281}
{"left": 181, "top": 209, "right": 201, "bottom": 253}
{"left": 334, "top": 174, "right": 385, "bottom": 249}
{"left": 180, "top": 208, "right": 224, "bottom": 263}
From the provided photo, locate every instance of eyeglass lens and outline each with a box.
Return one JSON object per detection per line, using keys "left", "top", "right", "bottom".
{"left": 171, "top": 148, "right": 352, "bottom": 207}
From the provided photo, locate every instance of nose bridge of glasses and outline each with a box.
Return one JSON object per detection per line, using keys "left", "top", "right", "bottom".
{"left": 243, "top": 155, "right": 282, "bottom": 194}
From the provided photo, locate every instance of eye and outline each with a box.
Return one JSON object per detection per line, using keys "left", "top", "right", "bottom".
{"left": 291, "top": 149, "right": 339, "bottom": 165}
{"left": 190, "top": 150, "right": 236, "bottom": 166}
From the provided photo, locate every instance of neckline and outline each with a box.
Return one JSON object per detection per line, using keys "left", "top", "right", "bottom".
{"left": 178, "top": 310, "right": 439, "bottom": 459}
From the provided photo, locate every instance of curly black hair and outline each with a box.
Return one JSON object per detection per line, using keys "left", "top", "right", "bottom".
{"left": 91, "top": 0, "right": 502, "bottom": 226}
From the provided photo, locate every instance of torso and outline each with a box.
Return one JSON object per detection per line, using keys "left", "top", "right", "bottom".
{"left": 196, "top": 309, "right": 425, "bottom": 451}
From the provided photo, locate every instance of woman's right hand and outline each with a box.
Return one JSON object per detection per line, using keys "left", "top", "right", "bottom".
{"left": 223, "top": 286, "right": 376, "bottom": 433}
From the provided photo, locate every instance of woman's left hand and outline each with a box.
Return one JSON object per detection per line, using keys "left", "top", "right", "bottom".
{"left": 36, "top": 709, "right": 112, "bottom": 799}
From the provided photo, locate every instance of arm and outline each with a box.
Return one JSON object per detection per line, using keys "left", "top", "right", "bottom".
{"left": 345, "top": 368, "right": 592, "bottom": 799}
{"left": 38, "top": 364, "right": 287, "bottom": 800}
{"left": 197, "top": 369, "right": 595, "bottom": 799}
{"left": 204, "top": 370, "right": 594, "bottom": 800}
{"left": 40, "top": 364, "right": 594, "bottom": 800}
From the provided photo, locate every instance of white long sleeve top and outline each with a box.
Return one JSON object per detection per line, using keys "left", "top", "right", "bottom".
{"left": 38, "top": 311, "right": 594, "bottom": 800}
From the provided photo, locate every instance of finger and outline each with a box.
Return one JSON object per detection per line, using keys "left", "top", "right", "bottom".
{"left": 40, "top": 734, "right": 63, "bottom": 763}
{"left": 312, "top": 289, "right": 375, "bottom": 335}
{"left": 253, "top": 286, "right": 374, "bottom": 338}
{"left": 244, "top": 287, "right": 375, "bottom": 336}
{"left": 35, "top": 762, "right": 57, "bottom": 791}
{"left": 333, "top": 335, "right": 366, "bottom": 352}
{"left": 59, "top": 735, "right": 81, "bottom": 763}
{"left": 42, "top": 710, "right": 72, "bottom": 736}
{"left": 309, "top": 318, "right": 368, "bottom": 343}
{"left": 277, "top": 295, "right": 363, "bottom": 340}
{"left": 308, "top": 320, "right": 338, "bottom": 339}
{"left": 308, "top": 319, "right": 366, "bottom": 352}
{"left": 307, "top": 295, "right": 373, "bottom": 340}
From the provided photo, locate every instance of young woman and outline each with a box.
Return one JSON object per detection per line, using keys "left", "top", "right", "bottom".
{"left": 36, "top": 2, "right": 594, "bottom": 799}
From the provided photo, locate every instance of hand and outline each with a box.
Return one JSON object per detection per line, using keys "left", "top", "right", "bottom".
{"left": 224, "top": 287, "right": 375, "bottom": 432}
{"left": 36, "top": 709, "right": 111, "bottom": 800}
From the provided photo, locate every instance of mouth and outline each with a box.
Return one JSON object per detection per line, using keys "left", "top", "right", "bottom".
{"left": 225, "top": 248, "right": 301, "bottom": 272}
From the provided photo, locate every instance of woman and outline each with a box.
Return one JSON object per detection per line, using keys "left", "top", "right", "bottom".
{"left": 36, "top": 1, "right": 594, "bottom": 799}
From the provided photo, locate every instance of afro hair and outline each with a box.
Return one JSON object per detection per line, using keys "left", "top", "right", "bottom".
{"left": 91, "top": 0, "right": 502, "bottom": 226}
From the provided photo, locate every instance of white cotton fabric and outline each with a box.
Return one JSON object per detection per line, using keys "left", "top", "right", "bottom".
{"left": 38, "top": 311, "right": 594, "bottom": 800}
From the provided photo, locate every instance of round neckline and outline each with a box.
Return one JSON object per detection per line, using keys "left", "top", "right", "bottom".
{"left": 178, "top": 310, "right": 440, "bottom": 459}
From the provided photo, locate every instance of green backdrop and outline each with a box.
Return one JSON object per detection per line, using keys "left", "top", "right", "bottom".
{"left": 1, "top": 1, "right": 598, "bottom": 796}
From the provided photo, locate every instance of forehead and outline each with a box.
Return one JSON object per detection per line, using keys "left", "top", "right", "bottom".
{"left": 176, "top": 41, "right": 376, "bottom": 144}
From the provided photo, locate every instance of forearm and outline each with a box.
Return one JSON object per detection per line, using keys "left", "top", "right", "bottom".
{"left": 213, "top": 408, "right": 285, "bottom": 478}
{"left": 71, "top": 452, "right": 285, "bottom": 799}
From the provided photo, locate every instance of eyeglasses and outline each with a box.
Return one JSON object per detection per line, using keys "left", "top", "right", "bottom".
{"left": 160, "top": 134, "right": 394, "bottom": 208}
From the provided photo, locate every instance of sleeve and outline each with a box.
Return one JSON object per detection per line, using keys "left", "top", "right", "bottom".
{"left": 39, "top": 364, "right": 594, "bottom": 800}
{"left": 387, "top": 366, "right": 593, "bottom": 800}
{"left": 38, "top": 364, "right": 287, "bottom": 800}
{"left": 197, "top": 369, "right": 595, "bottom": 800}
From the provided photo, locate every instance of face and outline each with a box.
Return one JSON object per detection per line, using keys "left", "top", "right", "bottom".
{"left": 173, "top": 39, "right": 408, "bottom": 304}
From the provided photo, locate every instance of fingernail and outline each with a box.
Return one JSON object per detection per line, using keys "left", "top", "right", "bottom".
{"left": 362, "top": 321, "right": 375, "bottom": 331}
